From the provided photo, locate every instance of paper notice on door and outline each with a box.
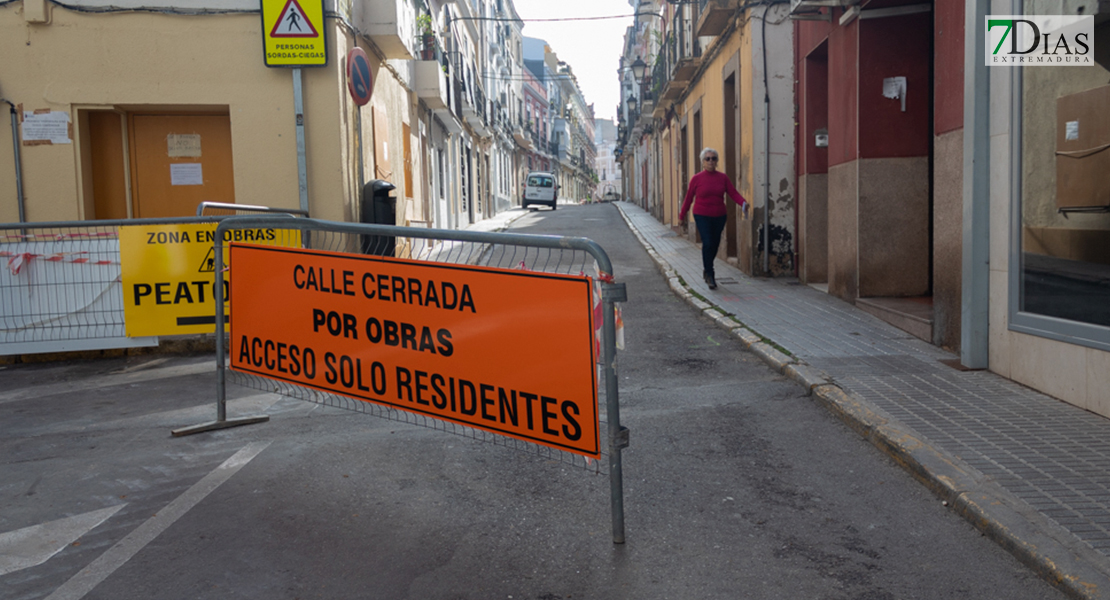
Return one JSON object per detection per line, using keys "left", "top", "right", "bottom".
{"left": 1065, "top": 121, "right": 1079, "bottom": 141}
{"left": 167, "top": 134, "right": 202, "bottom": 158}
{"left": 170, "top": 163, "right": 204, "bottom": 186}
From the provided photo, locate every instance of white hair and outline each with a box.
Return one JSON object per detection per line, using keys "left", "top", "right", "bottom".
{"left": 699, "top": 147, "right": 719, "bottom": 161}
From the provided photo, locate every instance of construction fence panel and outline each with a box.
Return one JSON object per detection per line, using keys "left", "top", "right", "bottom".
{"left": 0, "top": 217, "right": 216, "bottom": 355}
{"left": 201, "top": 216, "right": 630, "bottom": 544}
{"left": 1, "top": 207, "right": 309, "bottom": 357}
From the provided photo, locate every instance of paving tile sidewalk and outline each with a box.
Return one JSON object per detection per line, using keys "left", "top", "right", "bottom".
{"left": 614, "top": 200, "right": 1110, "bottom": 599}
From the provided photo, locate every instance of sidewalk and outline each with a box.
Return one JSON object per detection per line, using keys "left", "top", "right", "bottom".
{"left": 614, "top": 201, "right": 1110, "bottom": 600}
{"left": 462, "top": 206, "right": 531, "bottom": 232}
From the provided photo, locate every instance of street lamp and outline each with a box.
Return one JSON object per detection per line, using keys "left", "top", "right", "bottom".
{"left": 627, "top": 95, "right": 638, "bottom": 114}
{"left": 630, "top": 56, "right": 648, "bottom": 84}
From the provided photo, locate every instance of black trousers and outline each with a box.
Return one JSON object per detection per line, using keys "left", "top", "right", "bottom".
{"left": 693, "top": 214, "right": 727, "bottom": 278}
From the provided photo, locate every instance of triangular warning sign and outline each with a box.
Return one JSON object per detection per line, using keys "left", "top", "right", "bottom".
{"left": 198, "top": 248, "right": 216, "bottom": 273}
{"left": 270, "top": 0, "right": 319, "bottom": 38}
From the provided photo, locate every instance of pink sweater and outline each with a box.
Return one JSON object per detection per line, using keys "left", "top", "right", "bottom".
{"left": 679, "top": 170, "right": 746, "bottom": 219}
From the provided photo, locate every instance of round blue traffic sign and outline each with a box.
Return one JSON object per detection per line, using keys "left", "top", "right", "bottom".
{"left": 347, "top": 47, "right": 373, "bottom": 106}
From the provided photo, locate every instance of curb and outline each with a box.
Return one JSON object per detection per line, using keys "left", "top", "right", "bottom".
{"left": 811, "top": 384, "right": 1110, "bottom": 600}
{"left": 613, "top": 201, "right": 1110, "bottom": 600}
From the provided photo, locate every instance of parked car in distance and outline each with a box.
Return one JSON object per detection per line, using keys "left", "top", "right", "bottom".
{"left": 523, "top": 172, "right": 558, "bottom": 210}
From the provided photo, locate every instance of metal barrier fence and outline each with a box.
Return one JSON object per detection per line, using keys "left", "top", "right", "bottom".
{"left": 0, "top": 217, "right": 217, "bottom": 355}
{"left": 197, "top": 201, "right": 310, "bottom": 218}
{"left": 1, "top": 207, "right": 307, "bottom": 356}
{"left": 176, "top": 215, "right": 630, "bottom": 543}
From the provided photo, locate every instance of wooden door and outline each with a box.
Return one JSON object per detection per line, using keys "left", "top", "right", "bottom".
{"left": 88, "top": 111, "right": 129, "bottom": 220}
{"left": 130, "top": 114, "right": 235, "bottom": 218}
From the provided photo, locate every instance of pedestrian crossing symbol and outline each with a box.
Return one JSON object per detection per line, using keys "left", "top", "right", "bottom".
{"left": 261, "top": 0, "right": 327, "bottom": 67}
{"left": 270, "top": 0, "right": 318, "bottom": 37}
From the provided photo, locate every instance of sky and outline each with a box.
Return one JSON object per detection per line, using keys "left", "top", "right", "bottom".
{"left": 510, "top": 0, "right": 635, "bottom": 122}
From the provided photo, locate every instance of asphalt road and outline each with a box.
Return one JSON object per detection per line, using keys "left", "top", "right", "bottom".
{"left": 0, "top": 203, "right": 1064, "bottom": 600}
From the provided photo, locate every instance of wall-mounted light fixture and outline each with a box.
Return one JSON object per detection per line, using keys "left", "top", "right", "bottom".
{"left": 882, "top": 76, "right": 907, "bottom": 112}
{"left": 630, "top": 56, "right": 648, "bottom": 84}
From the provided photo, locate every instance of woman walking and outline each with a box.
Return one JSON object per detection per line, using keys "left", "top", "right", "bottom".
{"left": 679, "top": 147, "right": 748, "bottom": 289}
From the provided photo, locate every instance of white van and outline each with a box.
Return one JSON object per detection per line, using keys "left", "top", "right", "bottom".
{"left": 522, "top": 172, "right": 558, "bottom": 210}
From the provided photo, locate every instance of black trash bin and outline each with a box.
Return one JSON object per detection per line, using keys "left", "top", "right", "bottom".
{"left": 360, "top": 179, "right": 397, "bottom": 256}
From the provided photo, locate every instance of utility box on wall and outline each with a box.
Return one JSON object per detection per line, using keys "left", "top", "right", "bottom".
{"left": 1056, "top": 85, "right": 1110, "bottom": 210}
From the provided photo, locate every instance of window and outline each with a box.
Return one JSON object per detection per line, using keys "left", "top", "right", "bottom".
{"left": 437, "top": 148, "right": 445, "bottom": 198}
{"left": 1011, "top": 2, "right": 1110, "bottom": 350}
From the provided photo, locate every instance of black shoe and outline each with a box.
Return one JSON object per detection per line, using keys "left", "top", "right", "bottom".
{"left": 707, "top": 275, "right": 717, "bottom": 290}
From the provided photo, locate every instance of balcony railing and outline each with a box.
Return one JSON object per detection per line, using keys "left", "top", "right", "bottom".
{"left": 665, "top": 7, "right": 702, "bottom": 82}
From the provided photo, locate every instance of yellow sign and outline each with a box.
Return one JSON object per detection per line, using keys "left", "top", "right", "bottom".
{"left": 261, "top": 0, "right": 327, "bottom": 67}
{"left": 120, "top": 224, "right": 298, "bottom": 337}
{"left": 229, "top": 243, "right": 601, "bottom": 458}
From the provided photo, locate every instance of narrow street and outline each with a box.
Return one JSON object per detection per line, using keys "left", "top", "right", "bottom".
{"left": 0, "top": 203, "right": 1064, "bottom": 600}
{"left": 502, "top": 202, "right": 1065, "bottom": 599}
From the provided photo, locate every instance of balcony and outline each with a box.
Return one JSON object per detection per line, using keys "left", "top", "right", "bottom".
{"left": 464, "top": 106, "right": 489, "bottom": 137}
{"left": 639, "top": 93, "right": 655, "bottom": 117}
{"left": 434, "top": 108, "right": 464, "bottom": 134}
{"left": 513, "top": 127, "right": 533, "bottom": 150}
{"left": 467, "top": 116, "right": 490, "bottom": 137}
{"left": 672, "top": 56, "right": 700, "bottom": 82}
{"left": 414, "top": 60, "right": 448, "bottom": 110}
{"left": 460, "top": 86, "right": 489, "bottom": 137}
{"left": 356, "top": 0, "right": 416, "bottom": 60}
{"left": 790, "top": 0, "right": 857, "bottom": 12}
{"left": 652, "top": 99, "right": 670, "bottom": 119}
{"left": 646, "top": 10, "right": 702, "bottom": 106}
{"left": 697, "top": 0, "right": 739, "bottom": 37}
{"left": 659, "top": 78, "right": 685, "bottom": 102}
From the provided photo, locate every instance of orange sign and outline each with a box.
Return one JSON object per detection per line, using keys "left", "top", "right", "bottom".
{"left": 228, "top": 243, "right": 600, "bottom": 457}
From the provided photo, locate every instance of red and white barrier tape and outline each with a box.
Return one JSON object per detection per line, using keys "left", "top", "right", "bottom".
{"left": 2, "top": 251, "right": 116, "bottom": 275}
{"left": 0, "top": 231, "right": 117, "bottom": 243}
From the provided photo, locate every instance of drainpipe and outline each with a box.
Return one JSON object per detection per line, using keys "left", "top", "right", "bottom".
{"left": 3, "top": 99, "right": 26, "bottom": 223}
{"left": 761, "top": 2, "right": 771, "bottom": 275}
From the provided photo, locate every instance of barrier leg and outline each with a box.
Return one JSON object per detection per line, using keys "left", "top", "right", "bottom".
{"left": 603, "top": 281, "right": 628, "bottom": 544}
{"left": 171, "top": 237, "right": 269, "bottom": 437}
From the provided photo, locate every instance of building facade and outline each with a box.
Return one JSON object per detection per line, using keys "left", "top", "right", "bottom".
{"left": 617, "top": 0, "right": 796, "bottom": 277}
{"left": 792, "top": 0, "right": 1110, "bottom": 416}
{"left": 595, "top": 118, "right": 621, "bottom": 200}
{"left": 0, "top": 0, "right": 595, "bottom": 229}
{"left": 617, "top": 0, "right": 1110, "bottom": 418}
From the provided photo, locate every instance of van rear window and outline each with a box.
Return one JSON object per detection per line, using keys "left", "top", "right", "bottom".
{"left": 528, "top": 176, "right": 553, "bottom": 187}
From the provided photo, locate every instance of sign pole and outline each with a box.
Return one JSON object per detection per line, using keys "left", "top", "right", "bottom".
{"left": 356, "top": 108, "right": 365, "bottom": 192}
{"left": 345, "top": 47, "right": 374, "bottom": 194}
{"left": 294, "top": 67, "right": 309, "bottom": 214}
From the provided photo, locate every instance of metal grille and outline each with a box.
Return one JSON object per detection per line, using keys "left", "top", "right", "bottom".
{"left": 1, "top": 224, "right": 124, "bottom": 343}
{"left": 0, "top": 218, "right": 220, "bottom": 353}
{"left": 196, "top": 201, "right": 310, "bottom": 218}
{"left": 230, "top": 372, "right": 611, "bottom": 473}
{"left": 191, "top": 215, "right": 628, "bottom": 543}
{"left": 222, "top": 226, "right": 608, "bottom": 473}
